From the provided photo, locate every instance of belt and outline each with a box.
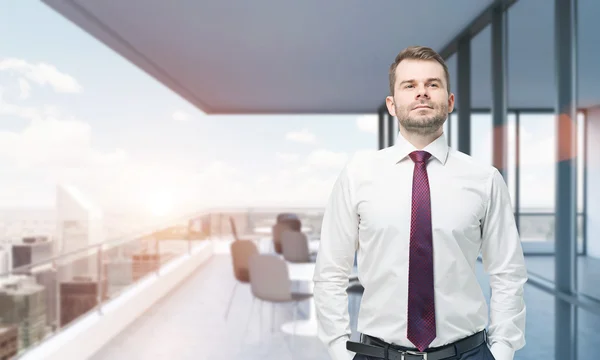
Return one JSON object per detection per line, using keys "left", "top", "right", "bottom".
{"left": 346, "top": 330, "right": 486, "bottom": 360}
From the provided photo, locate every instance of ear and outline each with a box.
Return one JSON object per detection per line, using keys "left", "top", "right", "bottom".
{"left": 386, "top": 96, "right": 397, "bottom": 117}
{"left": 447, "top": 93, "right": 455, "bottom": 113}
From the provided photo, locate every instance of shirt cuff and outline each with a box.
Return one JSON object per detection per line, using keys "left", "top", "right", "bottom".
{"left": 489, "top": 341, "right": 515, "bottom": 360}
{"left": 328, "top": 336, "right": 354, "bottom": 360}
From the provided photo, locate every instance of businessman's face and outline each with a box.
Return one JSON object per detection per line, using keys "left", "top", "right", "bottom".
{"left": 386, "top": 59, "right": 454, "bottom": 135}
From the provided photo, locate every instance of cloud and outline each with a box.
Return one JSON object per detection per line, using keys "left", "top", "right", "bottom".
{"left": 286, "top": 129, "right": 316, "bottom": 143}
{"left": 172, "top": 110, "right": 189, "bottom": 122}
{"left": 0, "top": 97, "right": 131, "bottom": 208}
{"left": 0, "top": 100, "right": 43, "bottom": 122}
{"left": 356, "top": 114, "right": 378, "bottom": 133}
{"left": 177, "top": 148, "right": 377, "bottom": 208}
{"left": 0, "top": 58, "right": 82, "bottom": 93}
{"left": 18, "top": 78, "right": 31, "bottom": 99}
{"left": 305, "top": 149, "right": 348, "bottom": 169}
{"left": 276, "top": 152, "right": 300, "bottom": 163}
{"left": 1, "top": 118, "right": 97, "bottom": 169}
{"left": 0, "top": 97, "right": 375, "bottom": 217}
{"left": 246, "top": 148, "right": 377, "bottom": 207}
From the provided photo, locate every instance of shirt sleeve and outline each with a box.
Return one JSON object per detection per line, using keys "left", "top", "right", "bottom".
{"left": 313, "top": 163, "right": 359, "bottom": 360}
{"left": 480, "top": 168, "right": 528, "bottom": 360}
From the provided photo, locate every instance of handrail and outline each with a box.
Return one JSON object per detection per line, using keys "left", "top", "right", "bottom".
{"left": 526, "top": 272, "right": 600, "bottom": 316}
{"left": 518, "top": 211, "right": 584, "bottom": 216}
{"left": 0, "top": 208, "right": 212, "bottom": 277}
{"left": 0, "top": 208, "right": 584, "bottom": 277}
{"left": 0, "top": 205, "right": 326, "bottom": 277}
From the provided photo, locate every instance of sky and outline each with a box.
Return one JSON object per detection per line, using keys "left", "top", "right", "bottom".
{"left": 0, "top": 0, "right": 379, "bottom": 219}
{"left": 0, "top": 0, "right": 585, "bottom": 223}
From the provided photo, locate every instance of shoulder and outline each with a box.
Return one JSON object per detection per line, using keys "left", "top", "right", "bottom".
{"left": 341, "top": 147, "right": 397, "bottom": 182}
{"left": 344, "top": 148, "right": 386, "bottom": 171}
{"left": 446, "top": 148, "right": 510, "bottom": 208}
{"left": 446, "top": 147, "right": 499, "bottom": 180}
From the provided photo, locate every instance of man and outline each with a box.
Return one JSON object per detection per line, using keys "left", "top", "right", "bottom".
{"left": 313, "top": 46, "right": 527, "bottom": 360}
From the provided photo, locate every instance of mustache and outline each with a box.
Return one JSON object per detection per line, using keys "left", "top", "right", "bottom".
{"left": 411, "top": 101, "right": 434, "bottom": 109}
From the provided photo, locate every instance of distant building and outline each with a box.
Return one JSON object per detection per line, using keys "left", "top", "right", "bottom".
{"left": 0, "top": 276, "right": 46, "bottom": 351}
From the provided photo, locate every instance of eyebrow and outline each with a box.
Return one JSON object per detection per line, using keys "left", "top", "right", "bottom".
{"left": 399, "top": 78, "right": 443, "bottom": 86}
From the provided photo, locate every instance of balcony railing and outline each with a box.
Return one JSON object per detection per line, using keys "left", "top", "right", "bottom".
{"left": 517, "top": 212, "right": 585, "bottom": 254}
{"left": 0, "top": 210, "right": 213, "bottom": 359}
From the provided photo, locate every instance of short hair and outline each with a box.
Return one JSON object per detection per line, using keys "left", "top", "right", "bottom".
{"left": 388, "top": 45, "right": 451, "bottom": 95}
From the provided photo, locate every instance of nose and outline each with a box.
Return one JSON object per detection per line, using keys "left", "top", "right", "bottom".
{"left": 416, "top": 84, "right": 430, "bottom": 99}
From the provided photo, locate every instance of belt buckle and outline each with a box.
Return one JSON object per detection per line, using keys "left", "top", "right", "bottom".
{"left": 403, "top": 350, "right": 428, "bottom": 360}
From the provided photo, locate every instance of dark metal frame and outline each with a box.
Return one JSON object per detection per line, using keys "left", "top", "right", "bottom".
{"left": 491, "top": 2, "right": 509, "bottom": 179}
{"left": 387, "top": 113, "right": 395, "bottom": 147}
{"left": 378, "top": 111, "right": 385, "bottom": 150}
{"left": 515, "top": 111, "right": 521, "bottom": 231}
{"left": 456, "top": 36, "right": 471, "bottom": 154}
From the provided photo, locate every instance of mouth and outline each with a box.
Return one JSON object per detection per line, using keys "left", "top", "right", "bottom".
{"left": 413, "top": 105, "right": 432, "bottom": 110}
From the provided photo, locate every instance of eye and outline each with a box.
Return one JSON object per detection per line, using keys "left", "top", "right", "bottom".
{"left": 429, "top": 83, "right": 438, "bottom": 87}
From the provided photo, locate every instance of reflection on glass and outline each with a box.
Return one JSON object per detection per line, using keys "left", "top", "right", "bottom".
{"left": 507, "top": 113, "right": 517, "bottom": 210}
{"left": 578, "top": 306, "right": 600, "bottom": 360}
{"left": 518, "top": 285, "right": 555, "bottom": 359}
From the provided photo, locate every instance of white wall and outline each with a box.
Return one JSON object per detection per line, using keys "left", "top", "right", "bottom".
{"left": 586, "top": 107, "right": 600, "bottom": 259}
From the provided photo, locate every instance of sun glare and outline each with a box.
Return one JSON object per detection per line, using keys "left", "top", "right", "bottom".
{"left": 147, "top": 191, "right": 174, "bottom": 217}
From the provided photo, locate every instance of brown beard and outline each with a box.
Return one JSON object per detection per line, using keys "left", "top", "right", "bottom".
{"left": 396, "top": 101, "right": 448, "bottom": 135}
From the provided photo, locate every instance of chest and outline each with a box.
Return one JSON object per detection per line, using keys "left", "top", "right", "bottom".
{"left": 355, "top": 166, "right": 488, "bottom": 242}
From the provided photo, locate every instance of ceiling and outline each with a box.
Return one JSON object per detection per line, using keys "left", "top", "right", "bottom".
{"left": 41, "top": 0, "right": 494, "bottom": 114}
{"left": 41, "top": 0, "right": 600, "bottom": 114}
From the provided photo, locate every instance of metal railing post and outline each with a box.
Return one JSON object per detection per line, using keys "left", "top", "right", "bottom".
{"left": 96, "top": 245, "right": 103, "bottom": 315}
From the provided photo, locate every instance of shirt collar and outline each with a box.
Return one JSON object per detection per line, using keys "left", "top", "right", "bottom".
{"left": 390, "top": 131, "right": 449, "bottom": 165}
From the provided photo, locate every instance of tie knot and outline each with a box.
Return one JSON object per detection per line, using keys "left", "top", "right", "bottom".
{"left": 409, "top": 150, "right": 431, "bottom": 164}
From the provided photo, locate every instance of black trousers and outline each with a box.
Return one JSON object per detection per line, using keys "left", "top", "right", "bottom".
{"left": 352, "top": 341, "right": 496, "bottom": 360}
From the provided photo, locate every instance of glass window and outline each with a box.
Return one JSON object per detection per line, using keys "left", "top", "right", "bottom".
{"left": 470, "top": 113, "right": 492, "bottom": 167}
{"left": 518, "top": 113, "right": 555, "bottom": 213}
{"left": 577, "top": 111, "right": 585, "bottom": 213}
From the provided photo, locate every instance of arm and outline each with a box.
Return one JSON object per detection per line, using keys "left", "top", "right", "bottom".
{"left": 313, "top": 164, "right": 359, "bottom": 360}
{"left": 480, "top": 169, "right": 528, "bottom": 360}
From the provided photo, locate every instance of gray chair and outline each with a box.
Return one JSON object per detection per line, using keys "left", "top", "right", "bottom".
{"left": 246, "top": 254, "right": 312, "bottom": 347}
{"left": 280, "top": 230, "right": 315, "bottom": 263}
{"left": 224, "top": 239, "right": 259, "bottom": 320}
{"left": 271, "top": 222, "right": 287, "bottom": 254}
{"left": 271, "top": 214, "right": 301, "bottom": 254}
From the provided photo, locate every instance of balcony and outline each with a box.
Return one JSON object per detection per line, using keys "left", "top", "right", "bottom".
{"left": 1, "top": 209, "right": 599, "bottom": 360}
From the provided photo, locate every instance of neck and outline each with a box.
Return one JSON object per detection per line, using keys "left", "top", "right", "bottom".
{"left": 398, "top": 126, "right": 442, "bottom": 149}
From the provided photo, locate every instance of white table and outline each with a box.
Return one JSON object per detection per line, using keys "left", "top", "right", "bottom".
{"left": 308, "top": 239, "right": 320, "bottom": 254}
{"left": 281, "top": 262, "right": 318, "bottom": 336}
{"left": 254, "top": 226, "right": 314, "bottom": 234}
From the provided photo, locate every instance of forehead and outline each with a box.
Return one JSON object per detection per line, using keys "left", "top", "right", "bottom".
{"left": 395, "top": 59, "right": 446, "bottom": 82}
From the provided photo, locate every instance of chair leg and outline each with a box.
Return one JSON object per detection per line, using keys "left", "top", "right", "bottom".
{"left": 242, "top": 296, "right": 256, "bottom": 344}
{"left": 271, "top": 302, "right": 275, "bottom": 333}
{"left": 258, "top": 299, "right": 263, "bottom": 342}
{"left": 224, "top": 282, "right": 238, "bottom": 320}
{"left": 290, "top": 301, "right": 298, "bottom": 350}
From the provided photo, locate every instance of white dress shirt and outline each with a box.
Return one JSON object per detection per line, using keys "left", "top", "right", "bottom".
{"left": 313, "top": 132, "right": 527, "bottom": 360}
